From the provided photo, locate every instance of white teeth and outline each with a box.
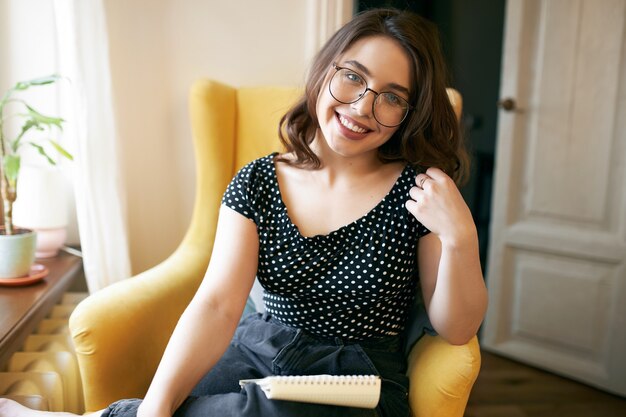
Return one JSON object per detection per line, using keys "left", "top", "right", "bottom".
{"left": 338, "top": 115, "right": 367, "bottom": 133}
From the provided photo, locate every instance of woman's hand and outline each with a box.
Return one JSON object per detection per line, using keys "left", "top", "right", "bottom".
{"left": 405, "top": 167, "right": 476, "bottom": 245}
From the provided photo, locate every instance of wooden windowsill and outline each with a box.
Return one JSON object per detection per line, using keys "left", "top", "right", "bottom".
{"left": 0, "top": 252, "right": 83, "bottom": 370}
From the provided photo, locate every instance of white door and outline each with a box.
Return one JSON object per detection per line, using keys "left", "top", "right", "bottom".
{"left": 482, "top": 0, "right": 626, "bottom": 396}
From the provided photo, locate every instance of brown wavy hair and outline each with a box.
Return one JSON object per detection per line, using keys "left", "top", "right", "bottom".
{"left": 277, "top": 8, "right": 470, "bottom": 185}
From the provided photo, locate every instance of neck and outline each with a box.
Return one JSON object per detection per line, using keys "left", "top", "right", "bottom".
{"left": 309, "top": 135, "right": 383, "bottom": 183}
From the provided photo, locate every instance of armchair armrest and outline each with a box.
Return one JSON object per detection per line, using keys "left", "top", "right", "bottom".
{"left": 407, "top": 334, "right": 480, "bottom": 417}
{"left": 69, "top": 244, "right": 209, "bottom": 412}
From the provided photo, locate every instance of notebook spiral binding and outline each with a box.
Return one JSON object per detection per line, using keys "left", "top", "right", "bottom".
{"left": 271, "top": 375, "right": 378, "bottom": 385}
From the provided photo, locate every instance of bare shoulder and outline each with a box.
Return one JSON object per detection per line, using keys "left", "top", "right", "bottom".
{"left": 381, "top": 160, "right": 407, "bottom": 179}
{"left": 273, "top": 152, "right": 310, "bottom": 182}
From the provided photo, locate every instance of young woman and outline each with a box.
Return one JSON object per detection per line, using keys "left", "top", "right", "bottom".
{"left": 0, "top": 8, "right": 487, "bottom": 417}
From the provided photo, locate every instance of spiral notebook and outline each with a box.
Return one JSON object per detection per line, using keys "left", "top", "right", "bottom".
{"left": 239, "top": 374, "right": 381, "bottom": 408}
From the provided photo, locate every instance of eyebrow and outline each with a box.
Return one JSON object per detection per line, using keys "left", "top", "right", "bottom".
{"left": 343, "top": 59, "right": 411, "bottom": 96}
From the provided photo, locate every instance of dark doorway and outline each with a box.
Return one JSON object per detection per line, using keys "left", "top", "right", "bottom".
{"left": 357, "top": 0, "right": 506, "bottom": 272}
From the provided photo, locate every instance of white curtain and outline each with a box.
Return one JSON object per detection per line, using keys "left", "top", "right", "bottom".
{"left": 53, "top": 0, "right": 131, "bottom": 292}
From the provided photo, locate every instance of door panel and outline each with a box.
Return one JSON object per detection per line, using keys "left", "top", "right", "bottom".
{"left": 483, "top": 0, "right": 626, "bottom": 395}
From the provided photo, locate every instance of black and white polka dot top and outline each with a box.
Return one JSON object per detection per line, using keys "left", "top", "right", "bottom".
{"left": 222, "top": 153, "right": 430, "bottom": 341}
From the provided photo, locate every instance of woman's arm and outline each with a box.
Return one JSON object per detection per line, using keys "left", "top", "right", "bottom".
{"left": 137, "top": 206, "right": 259, "bottom": 417}
{"left": 406, "top": 167, "right": 488, "bottom": 345}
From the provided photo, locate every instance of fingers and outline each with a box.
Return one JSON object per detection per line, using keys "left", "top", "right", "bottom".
{"left": 407, "top": 185, "right": 427, "bottom": 216}
{"left": 415, "top": 167, "right": 453, "bottom": 190}
{"left": 405, "top": 199, "right": 419, "bottom": 215}
{"left": 415, "top": 174, "right": 432, "bottom": 190}
{"left": 425, "top": 167, "right": 447, "bottom": 180}
{"left": 409, "top": 186, "right": 421, "bottom": 200}
{"left": 410, "top": 167, "right": 450, "bottom": 209}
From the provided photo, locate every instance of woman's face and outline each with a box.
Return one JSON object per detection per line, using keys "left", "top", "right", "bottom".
{"left": 315, "top": 35, "right": 411, "bottom": 160}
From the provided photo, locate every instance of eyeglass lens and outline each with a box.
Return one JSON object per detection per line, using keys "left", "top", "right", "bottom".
{"left": 329, "top": 67, "right": 409, "bottom": 127}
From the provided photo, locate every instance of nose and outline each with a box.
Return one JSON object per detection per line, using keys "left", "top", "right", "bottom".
{"left": 350, "top": 89, "right": 376, "bottom": 117}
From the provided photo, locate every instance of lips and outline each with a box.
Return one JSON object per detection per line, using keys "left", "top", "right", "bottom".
{"left": 335, "top": 112, "right": 372, "bottom": 139}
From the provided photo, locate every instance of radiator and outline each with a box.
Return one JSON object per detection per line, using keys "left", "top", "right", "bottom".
{"left": 0, "top": 292, "right": 87, "bottom": 412}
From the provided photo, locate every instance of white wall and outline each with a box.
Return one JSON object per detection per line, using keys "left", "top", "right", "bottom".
{"left": 104, "top": 0, "right": 312, "bottom": 273}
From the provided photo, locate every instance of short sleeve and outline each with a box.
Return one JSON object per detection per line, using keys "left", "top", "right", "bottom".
{"left": 221, "top": 162, "right": 258, "bottom": 222}
{"left": 416, "top": 222, "right": 430, "bottom": 238}
{"left": 404, "top": 215, "right": 430, "bottom": 239}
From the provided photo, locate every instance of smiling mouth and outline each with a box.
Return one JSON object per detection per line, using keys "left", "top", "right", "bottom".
{"left": 337, "top": 113, "right": 371, "bottom": 134}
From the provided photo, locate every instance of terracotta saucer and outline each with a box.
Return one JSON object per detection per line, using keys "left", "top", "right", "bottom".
{"left": 0, "top": 264, "right": 49, "bottom": 287}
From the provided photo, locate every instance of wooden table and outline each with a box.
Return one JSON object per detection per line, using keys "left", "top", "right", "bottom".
{"left": 0, "top": 252, "right": 83, "bottom": 370}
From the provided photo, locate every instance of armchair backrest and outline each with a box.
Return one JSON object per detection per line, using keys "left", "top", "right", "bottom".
{"left": 182, "top": 80, "right": 300, "bottom": 257}
{"left": 234, "top": 86, "right": 302, "bottom": 170}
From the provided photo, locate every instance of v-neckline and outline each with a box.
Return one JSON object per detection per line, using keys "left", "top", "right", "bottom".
{"left": 269, "top": 152, "right": 409, "bottom": 240}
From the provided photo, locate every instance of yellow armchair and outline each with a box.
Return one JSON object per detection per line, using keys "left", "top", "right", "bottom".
{"left": 69, "top": 79, "right": 480, "bottom": 416}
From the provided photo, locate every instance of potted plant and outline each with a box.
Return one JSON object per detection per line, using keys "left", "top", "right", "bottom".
{"left": 0, "top": 75, "right": 72, "bottom": 278}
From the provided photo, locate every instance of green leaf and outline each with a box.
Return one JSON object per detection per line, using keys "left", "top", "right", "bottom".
{"left": 27, "top": 142, "right": 56, "bottom": 165}
{"left": 2, "top": 154, "right": 20, "bottom": 186}
{"left": 1, "top": 75, "right": 61, "bottom": 111}
{"left": 13, "top": 75, "right": 61, "bottom": 91}
{"left": 24, "top": 104, "right": 64, "bottom": 130}
{"left": 48, "top": 139, "right": 73, "bottom": 161}
{"left": 12, "top": 118, "right": 39, "bottom": 151}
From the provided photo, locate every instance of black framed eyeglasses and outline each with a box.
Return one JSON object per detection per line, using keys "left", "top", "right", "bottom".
{"left": 329, "top": 63, "right": 412, "bottom": 127}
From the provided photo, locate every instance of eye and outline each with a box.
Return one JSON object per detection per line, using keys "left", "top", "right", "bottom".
{"left": 342, "top": 69, "right": 364, "bottom": 85}
{"left": 381, "top": 93, "right": 405, "bottom": 108}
